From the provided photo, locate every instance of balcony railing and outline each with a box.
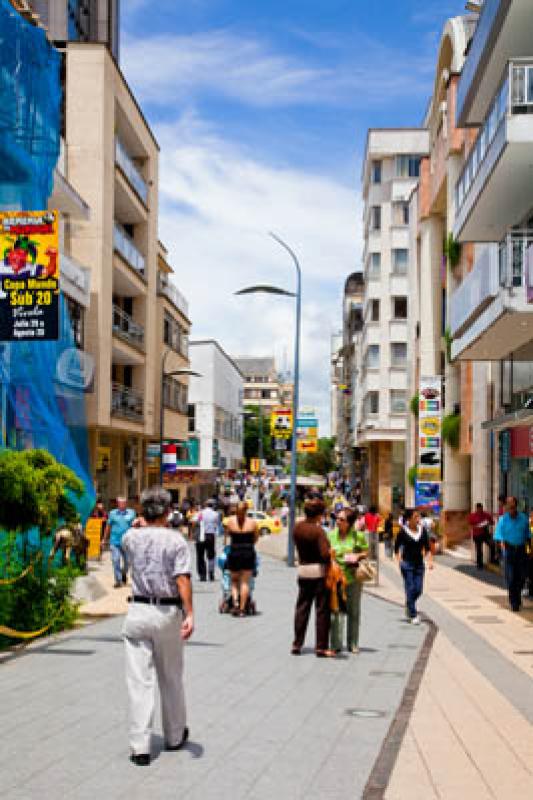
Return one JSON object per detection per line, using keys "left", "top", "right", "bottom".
{"left": 455, "top": 60, "right": 533, "bottom": 216}
{"left": 112, "top": 305, "right": 145, "bottom": 349}
{"left": 113, "top": 223, "right": 145, "bottom": 275}
{"left": 115, "top": 138, "right": 149, "bottom": 205}
{"left": 111, "top": 383, "right": 144, "bottom": 421}
{"left": 157, "top": 274, "right": 189, "bottom": 318}
{"left": 450, "top": 245, "right": 499, "bottom": 338}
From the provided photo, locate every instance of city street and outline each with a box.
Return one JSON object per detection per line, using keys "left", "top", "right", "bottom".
{"left": 0, "top": 553, "right": 427, "bottom": 800}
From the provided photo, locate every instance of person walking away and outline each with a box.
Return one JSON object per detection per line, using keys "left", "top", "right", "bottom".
{"left": 121, "top": 486, "right": 193, "bottom": 766}
{"left": 494, "top": 496, "right": 531, "bottom": 612}
{"left": 103, "top": 496, "right": 136, "bottom": 588}
{"left": 328, "top": 508, "right": 368, "bottom": 654}
{"left": 196, "top": 500, "right": 219, "bottom": 581}
{"left": 292, "top": 498, "right": 335, "bottom": 657}
{"left": 225, "top": 501, "right": 258, "bottom": 616}
{"left": 364, "top": 505, "right": 381, "bottom": 535}
{"left": 383, "top": 513, "right": 394, "bottom": 558}
{"left": 395, "top": 509, "right": 433, "bottom": 625}
{"left": 468, "top": 502, "right": 495, "bottom": 570}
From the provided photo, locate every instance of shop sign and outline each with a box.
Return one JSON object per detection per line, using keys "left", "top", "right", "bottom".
{"left": 415, "top": 481, "right": 441, "bottom": 511}
{"left": 271, "top": 407, "right": 293, "bottom": 439}
{"left": 145, "top": 443, "right": 160, "bottom": 469}
{"left": 418, "top": 376, "right": 442, "bottom": 482}
{"left": 85, "top": 517, "right": 104, "bottom": 560}
{"left": 297, "top": 439, "right": 318, "bottom": 453}
{"left": 509, "top": 426, "right": 533, "bottom": 458}
{"left": 0, "top": 211, "right": 60, "bottom": 341}
{"left": 96, "top": 446, "right": 111, "bottom": 472}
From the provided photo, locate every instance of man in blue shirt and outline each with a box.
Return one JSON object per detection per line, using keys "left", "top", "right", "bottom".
{"left": 104, "top": 496, "right": 136, "bottom": 588}
{"left": 494, "top": 496, "right": 531, "bottom": 612}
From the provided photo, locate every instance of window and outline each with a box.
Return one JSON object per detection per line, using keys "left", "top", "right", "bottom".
{"left": 390, "top": 390, "right": 407, "bottom": 414}
{"left": 163, "top": 313, "right": 188, "bottom": 355}
{"left": 392, "top": 202, "right": 409, "bottom": 226}
{"left": 392, "top": 248, "right": 409, "bottom": 275}
{"left": 163, "top": 377, "right": 188, "bottom": 414}
{"left": 371, "top": 206, "right": 381, "bottom": 231}
{"left": 365, "top": 392, "right": 379, "bottom": 415}
{"left": 367, "top": 345, "right": 380, "bottom": 369}
{"left": 188, "top": 403, "right": 196, "bottom": 433}
{"left": 371, "top": 160, "right": 382, "bottom": 184}
{"left": 369, "top": 252, "right": 381, "bottom": 278}
{"left": 64, "top": 296, "right": 84, "bottom": 349}
{"left": 370, "top": 299, "right": 380, "bottom": 322}
{"left": 390, "top": 342, "right": 407, "bottom": 368}
{"left": 396, "top": 155, "right": 421, "bottom": 178}
{"left": 393, "top": 297, "right": 408, "bottom": 319}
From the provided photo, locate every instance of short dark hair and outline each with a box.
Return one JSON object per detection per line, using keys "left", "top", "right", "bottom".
{"left": 403, "top": 508, "right": 415, "bottom": 523}
{"left": 476, "top": 502, "right": 483, "bottom": 509}
{"left": 345, "top": 508, "right": 357, "bottom": 528}
{"left": 304, "top": 498, "right": 325, "bottom": 519}
{"left": 369, "top": 505, "right": 377, "bottom": 514}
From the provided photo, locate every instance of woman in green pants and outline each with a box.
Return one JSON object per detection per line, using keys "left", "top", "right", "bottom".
{"left": 328, "top": 509, "right": 368, "bottom": 654}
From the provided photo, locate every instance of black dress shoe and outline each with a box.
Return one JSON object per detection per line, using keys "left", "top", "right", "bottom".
{"left": 130, "top": 753, "right": 150, "bottom": 766}
{"left": 165, "top": 727, "right": 189, "bottom": 751}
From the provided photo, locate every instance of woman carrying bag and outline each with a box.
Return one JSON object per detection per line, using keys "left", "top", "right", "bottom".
{"left": 328, "top": 508, "right": 369, "bottom": 654}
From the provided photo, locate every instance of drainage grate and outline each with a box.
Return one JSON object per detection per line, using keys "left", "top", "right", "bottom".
{"left": 369, "top": 670, "right": 406, "bottom": 678}
{"left": 345, "top": 709, "right": 387, "bottom": 719}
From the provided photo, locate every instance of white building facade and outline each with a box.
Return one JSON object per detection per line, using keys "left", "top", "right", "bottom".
{"left": 358, "top": 129, "right": 429, "bottom": 511}
{"left": 188, "top": 341, "right": 244, "bottom": 472}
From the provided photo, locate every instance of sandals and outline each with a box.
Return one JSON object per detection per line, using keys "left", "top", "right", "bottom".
{"left": 315, "top": 649, "right": 337, "bottom": 659}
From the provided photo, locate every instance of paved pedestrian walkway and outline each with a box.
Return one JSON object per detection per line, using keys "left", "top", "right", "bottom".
{"left": 0, "top": 553, "right": 426, "bottom": 800}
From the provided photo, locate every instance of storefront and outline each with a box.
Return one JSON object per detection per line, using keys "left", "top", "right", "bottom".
{"left": 506, "top": 426, "right": 533, "bottom": 512}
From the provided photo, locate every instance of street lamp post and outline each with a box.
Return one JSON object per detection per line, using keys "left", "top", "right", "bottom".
{"left": 159, "top": 349, "right": 201, "bottom": 484}
{"left": 235, "top": 232, "right": 302, "bottom": 567}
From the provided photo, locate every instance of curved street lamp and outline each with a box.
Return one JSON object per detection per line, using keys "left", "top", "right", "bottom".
{"left": 235, "top": 232, "right": 302, "bottom": 567}
{"left": 159, "top": 349, "right": 202, "bottom": 484}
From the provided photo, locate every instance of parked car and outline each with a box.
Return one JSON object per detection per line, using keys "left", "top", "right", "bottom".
{"left": 222, "top": 510, "right": 282, "bottom": 536}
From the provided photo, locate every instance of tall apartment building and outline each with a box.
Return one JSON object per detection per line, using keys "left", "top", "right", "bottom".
{"left": 405, "top": 15, "right": 477, "bottom": 540}
{"left": 450, "top": 0, "right": 533, "bottom": 512}
{"left": 188, "top": 341, "right": 244, "bottom": 474}
{"left": 359, "top": 129, "right": 429, "bottom": 511}
{"left": 62, "top": 41, "right": 175, "bottom": 502}
{"left": 24, "top": 0, "right": 120, "bottom": 59}
{"left": 337, "top": 273, "right": 364, "bottom": 481}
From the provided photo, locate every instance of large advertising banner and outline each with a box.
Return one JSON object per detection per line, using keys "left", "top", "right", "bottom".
{"left": 418, "top": 375, "right": 442, "bottom": 485}
{"left": 0, "top": 210, "right": 60, "bottom": 342}
{"left": 296, "top": 411, "right": 319, "bottom": 453}
{"left": 270, "top": 407, "right": 293, "bottom": 439}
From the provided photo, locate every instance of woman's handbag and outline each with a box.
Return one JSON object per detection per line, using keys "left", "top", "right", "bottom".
{"left": 355, "top": 557, "right": 376, "bottom": 583}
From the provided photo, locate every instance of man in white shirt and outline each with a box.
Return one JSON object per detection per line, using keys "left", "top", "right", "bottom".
{"left": 196, "top": 499, "right": 219, "bottom": 581}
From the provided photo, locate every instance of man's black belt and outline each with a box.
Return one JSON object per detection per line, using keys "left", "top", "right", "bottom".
{"left": 129, "top": 595, "right": 182, "bottom": 607}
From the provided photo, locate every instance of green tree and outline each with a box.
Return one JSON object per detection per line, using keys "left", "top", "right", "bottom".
{"left": 243, "top": 406, "right": 274, "bottom": 465}
{"left": 300, "top": 437, "right": 336, "bottom": 476}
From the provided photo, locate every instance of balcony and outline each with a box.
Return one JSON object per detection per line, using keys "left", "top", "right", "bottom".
{"left": 456, "top": 0, "right": 531, "bottom": 127}
{"left": 451, "top": 231, "right": 533, "bottom": 360}
{"left": 157, "top": 274, "right": 189, "bottom": 318}
{"left": 111, "top": 383, "right": 144, "bottom": 422}
{"left": 454, "top": 60, "right": 533, "bottom": 243}
{"left": 113, "top": 223, "right": 145, "bottom": 275}
{"left": 115, "top": 138, "right": 149, "bottom": 205}
{"left": 112, "top": 305, "right": 145, "bottom": 350}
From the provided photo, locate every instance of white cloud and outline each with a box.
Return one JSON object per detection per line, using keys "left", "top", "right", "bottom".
{"left": 121, "top": 29, "right": 433, "bottom": 110}
{"left": 156, "top": 113, "right": 361, "bottom": 434}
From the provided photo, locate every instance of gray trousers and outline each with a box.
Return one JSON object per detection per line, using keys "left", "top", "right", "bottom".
{"left": 122, "top": 603, "right": 186, "bottom": 754}
{"left": 330, "top": 580, "right": 362, "bottom": 651}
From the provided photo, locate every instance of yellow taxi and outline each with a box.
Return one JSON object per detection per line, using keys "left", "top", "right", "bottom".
{"left": 222, "top": 511, "right": 282, "bottom": 536}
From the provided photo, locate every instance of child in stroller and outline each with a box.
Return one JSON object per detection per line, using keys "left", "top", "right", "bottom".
{"left": 217, "top": 545, "right": 259, "bottom": 615}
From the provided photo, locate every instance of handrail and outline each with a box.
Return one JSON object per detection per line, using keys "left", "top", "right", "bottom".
{"left": 111, "top": 382, "right": 144, "bottom": 420}
{"left": 112, "top": 304, "right": 145, "bottom": 347}
{"left": 115, "top": 137, "right": 149, "bottom": 205}
{"left": 113, "top": 223, "right": 145, "bottom": 274}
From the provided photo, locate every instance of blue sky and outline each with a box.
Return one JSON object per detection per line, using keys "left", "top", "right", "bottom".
{"left": 121, "top": 0, "right": 463, "bottom": 433}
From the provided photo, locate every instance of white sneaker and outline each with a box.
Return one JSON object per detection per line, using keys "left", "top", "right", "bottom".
{"left": 411, "top": 615, "right": 421, "bottom": 626}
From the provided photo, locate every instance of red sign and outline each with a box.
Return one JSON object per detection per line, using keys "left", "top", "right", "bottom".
{"left": 510, "top": 426, "right": 533, "bottom": 458}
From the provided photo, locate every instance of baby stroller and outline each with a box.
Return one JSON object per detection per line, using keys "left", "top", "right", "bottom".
{"left": 218, "top": 546, "right": 259, "bottom": 615}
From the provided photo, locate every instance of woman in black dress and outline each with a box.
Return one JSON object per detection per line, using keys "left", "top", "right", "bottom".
{"left": 225, "top": 502, "right": 259, "bottom": 617}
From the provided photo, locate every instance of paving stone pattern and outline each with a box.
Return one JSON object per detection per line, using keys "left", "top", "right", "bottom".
{"left": 0, "top": 555, "right": 426, "bottom": 800}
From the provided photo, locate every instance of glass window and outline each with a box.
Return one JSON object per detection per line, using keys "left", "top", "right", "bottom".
{"left": 367, "top": 345, "right": 380, "bottom": 369}
{"left": 371, "top": 206, "right": 381, "bottom": 231}
{"left": 393, "top": 297, "right": 408, "bottom": 319}
{"left": 65, "top": 296, "right": 84, "bottom": 349}
{"left": 371, "top": 299, "right": 380, "bottom": 322}
{"left": 372, "top": 160, "right": 382, "bottom": 184}
{"left": 390, "top": 390, "right": 407, "bottom": 414}
{"left": 366, "top": 392, "right": 379, "bottom": 415}
{"left": 391, "top": 342, "right": 407, "bottom": 367}
{"left": 369, "top": 252, "right": 381, "bottom": 278}
{"left": 396, "top": 155, "right": 421, "bottom": 178}
{"left": 392, "top": 249, "right": 409, "bottom": 274}
{"left": 392, "top": 202, "right": 409, "bottom": 226}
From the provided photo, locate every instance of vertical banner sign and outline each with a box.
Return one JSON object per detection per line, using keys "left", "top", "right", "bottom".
{"left": 296, "top": 411, "right": 319, "bottom": 453}
{"left": 418, "top": 376, "right": 442, "bottom": 488}
{"left": 270, "top": 407, "right": 293, "bottom": 439}
{"left": 0, "top": 211, "right": 60, "bottom": 341}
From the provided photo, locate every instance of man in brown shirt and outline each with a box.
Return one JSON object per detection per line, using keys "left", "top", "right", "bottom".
{"left": 292, "top": 498, "right": 334, "bottom": 657}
